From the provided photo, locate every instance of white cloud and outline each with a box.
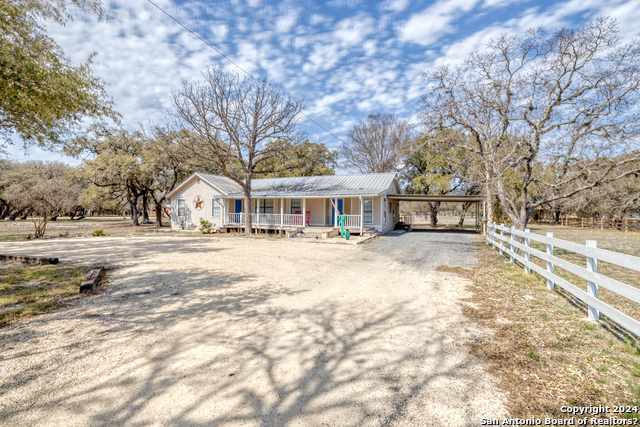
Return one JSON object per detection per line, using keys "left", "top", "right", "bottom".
{"left": 276, "top": 9, "right": 300, "bottom": 34}
{"left": 397, "top": 0, "right": 480, "bottom": 45}
{"left": 309, "top": 14, "right": 331, "bottom": 26}
{"left": 381, "top": 0, "right": 411, "bottom": 12}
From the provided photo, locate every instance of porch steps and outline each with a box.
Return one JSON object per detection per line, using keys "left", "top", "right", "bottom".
{"left": 294, "top": 227, "right": 377, "bottom": 239}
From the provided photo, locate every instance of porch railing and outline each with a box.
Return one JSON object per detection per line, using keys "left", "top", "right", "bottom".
{"left": 225, "top": 213, "right": 245, "bottom": 225}
{"left": 224, "top": 213, "right": 304, "bottom": 227}
{"left": 341, "top": 215, "right": 362, "bottom": 228}
{"left": 283, "top": 214, "right": 304, "bottom": 226}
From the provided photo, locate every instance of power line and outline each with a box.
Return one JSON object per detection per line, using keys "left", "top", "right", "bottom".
{"left": 145, "top": 0, "right": 347, "bottom": 145}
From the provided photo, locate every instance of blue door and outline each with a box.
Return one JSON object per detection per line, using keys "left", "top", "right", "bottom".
{"left": 234, "top": 199, "right": 243, "bottom": 224}
{"left": 330, "top": 199, "right": 343, "bottom": 225}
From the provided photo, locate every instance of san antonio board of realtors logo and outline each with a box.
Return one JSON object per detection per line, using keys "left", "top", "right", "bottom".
{"left": 193, "top": 196, "right": 204, "bottom": 210}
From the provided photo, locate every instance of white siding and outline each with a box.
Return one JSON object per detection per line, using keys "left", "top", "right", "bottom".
{"left": 170, "top": 176, "right": 225, "bottom": 230}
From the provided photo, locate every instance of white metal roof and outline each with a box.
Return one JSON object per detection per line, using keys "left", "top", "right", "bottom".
{"left": 170, "top": 172, "right": 398, "bottom": 198}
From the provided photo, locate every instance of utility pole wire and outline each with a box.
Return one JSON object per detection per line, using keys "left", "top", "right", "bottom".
{"left": 145, "top": 0, "right": 347, "bottom": 145}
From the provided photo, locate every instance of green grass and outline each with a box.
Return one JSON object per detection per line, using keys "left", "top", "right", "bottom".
{"left": 0, "top": 261, "right": 91, "bottom": 326}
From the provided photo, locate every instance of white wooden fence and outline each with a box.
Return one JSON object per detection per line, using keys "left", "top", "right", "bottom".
{"left": 487, "top": 222, "right": 640, "bottom": 336}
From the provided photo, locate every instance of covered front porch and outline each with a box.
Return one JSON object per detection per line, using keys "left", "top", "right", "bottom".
{"left": 219, "top": 196, "right": 367, "bottom": 234}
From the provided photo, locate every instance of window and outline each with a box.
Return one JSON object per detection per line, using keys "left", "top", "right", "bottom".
{"left": 291, "top": 199, "right": 301, "bottom": 214}
{"left": 363, "top": 197, "right": 372, "bottom": 223}
{"left": 178, "top": 199, "right": 185, "bottom": 217}
{"left": 384, "top": 197, "right": 387, "bottom": 223}
{"left": 212, "top": 198, "right": 220, "bottom": 217}
{"left": 258, "top": 199, "right": 274, "bottom": 213}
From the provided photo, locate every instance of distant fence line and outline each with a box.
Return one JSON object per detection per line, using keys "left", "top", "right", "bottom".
{"left": 486, "top": 222, "right": 640, "bottom": 336}
{"left": 533, "top": 216, "right": 640, "bottom": 232}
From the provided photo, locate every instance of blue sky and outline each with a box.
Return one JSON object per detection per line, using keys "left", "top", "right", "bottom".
{"left": 6, "top": 0, "right": 640, "bottom": 165}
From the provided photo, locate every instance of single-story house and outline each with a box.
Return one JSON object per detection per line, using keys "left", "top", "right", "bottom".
{"left": 167, "top": 172, "right": 401, "bottom": 234}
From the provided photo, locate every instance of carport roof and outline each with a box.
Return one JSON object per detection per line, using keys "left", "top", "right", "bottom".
{"left": 388, "top": 194, "right": 485, "bottom": 202}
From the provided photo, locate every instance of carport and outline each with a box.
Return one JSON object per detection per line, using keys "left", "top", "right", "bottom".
{"left": 388, "top": 194, "right": 486, "bottom": 233}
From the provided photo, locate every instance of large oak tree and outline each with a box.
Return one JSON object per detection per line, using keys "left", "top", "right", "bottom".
{"left": 421, "top": 18, "right": 640, "bottom": 229}
{"left": 0, "top": 0, "right": 118, "bottom": 150}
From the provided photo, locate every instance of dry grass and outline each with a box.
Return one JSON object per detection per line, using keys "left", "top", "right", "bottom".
{"left": 506, "top": 224, "right": 640, "bottom": 328}
{"left": 441, "top": 235, "right": 640, "bottom": 421}
{"left": 0, "top": 216, "right": 171, "bottom": 241}
{"left": 0, "top": 261, "right": 92, "bottom": 326}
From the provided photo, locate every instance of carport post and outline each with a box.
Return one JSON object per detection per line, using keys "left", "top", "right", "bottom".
{"left": 302, "top": 198, "right": 306, "bottom": 228}
{"left": 280, "top": 198, "right": 284, "bottom": 228}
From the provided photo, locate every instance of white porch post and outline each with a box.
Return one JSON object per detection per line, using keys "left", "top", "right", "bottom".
{"left": 359, "top": 196, "right": 363, "bottom": 235}
{"left": 280, "top": 198, "right": 284, "bottom": 228}
{"left": 323, "top": 198, "right": 326, "bottom": 226}
{"left": 333, "top": 197, "right": 337, "bottom": 227}
{"left": 302, "top": 198, "right": 306, "bottom": 228}
{"left": 379, "top": 196, "right": 383, "bottom": 232}
{"left": 222, "top": 199, "right": 226, "bottom": 225}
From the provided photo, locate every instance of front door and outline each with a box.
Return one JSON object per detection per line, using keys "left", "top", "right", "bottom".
{"left": 234, "top": 199, "right": 243, "bottom": 224}
{"left": 331, "top": 199, "right": 343, "bottom": 225}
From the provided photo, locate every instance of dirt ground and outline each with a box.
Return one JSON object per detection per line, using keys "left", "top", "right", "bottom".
{"left": 0, "top": 231, "right": 507, "bottom": 426}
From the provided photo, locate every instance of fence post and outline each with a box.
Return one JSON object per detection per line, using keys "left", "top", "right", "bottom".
{"left": 625, "top": 219, "right": 629, "bottom": 233}
{"left": 509, "top": 226, "right": 515, "bottom": 262}
{"left": 486, "top": 220, "right": 490, "bottom": 244}
{"left": 600, "top": 218, "right": 604, "bottom": 230}
{"left": 491, "top": 222, "right": 496, "bottom": 249}
{"left": 524, "top": 228, "right": 531, "bottom": 274}
{"left": 499, "top": 224, "right": 504, "bottom": 255}
{"left": 546, "top": 232, "right": 554, "bottom": 290}
{"left": 586, "top": 240, "right": 599, "bottom": 322}
{"left": 612, "top": 219, "right": 616, "bottom": 231}
{"left": 581, "top": 218, "right": 584, "bottom": 228}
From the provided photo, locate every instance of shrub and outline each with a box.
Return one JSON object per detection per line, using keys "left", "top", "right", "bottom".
{"left": 91, "top": 229, "right": 104, "bottom": 237}
{"left": 199, "top": 218, "right": 213, "bottom": 234}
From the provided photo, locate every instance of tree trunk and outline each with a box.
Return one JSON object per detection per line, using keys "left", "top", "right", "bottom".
{"left": 0, "top": 202, "right": 10, "bottom": 219}
{"left": 484, "top": 172, "right": 494, "bottom": 224}
{"left": 428, "top": 201, "right": 440, "bottom": 227}
{"left": 243, "top": 174, "right": 252, "bottom": 236}
{"left": 154, "top": 201, "right": 163, "bottom": 227}
{"left": 553, "top": 209, "right": 561, "bottom": 225}
{"left": 129, "top": 190, "right": 140, "bottom": 226}
{"left": 50, "top": 215, "right": 57, "bottom": 221}
{"left": 141, "top": 193, "right": 151, "bottom": 224}
{"left": 457, "top": 202, "right": 472, "bottom": 227}
{"left": 20, "top": 212, "right": 28, "bottom": 220}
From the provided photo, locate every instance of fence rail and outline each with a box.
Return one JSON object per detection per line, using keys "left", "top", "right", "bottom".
{"left": 486, "top": 222, "right": 640, "bottom": 336}
{"left": 533, "top": 216, "right": 640, "bottom": 232}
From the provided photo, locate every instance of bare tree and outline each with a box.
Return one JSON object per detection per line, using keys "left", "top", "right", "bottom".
{"left": 340, "top": 113, "right": 414, "bottom": 173}
{"left": 421, "top": 18, "right": 640, "bottom": 230}
{"left": 2, "top": 161, "right": 79, "bottom": 237}
{"left": 169, "top": 67, "right": 306, "bottom": 236}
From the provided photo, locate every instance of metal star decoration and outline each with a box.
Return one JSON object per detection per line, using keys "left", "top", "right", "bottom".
{"left": 194, "top": 196, "right": 204, "bottom": 210}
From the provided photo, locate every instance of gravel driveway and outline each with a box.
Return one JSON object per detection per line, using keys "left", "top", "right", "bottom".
{"left": 0, "top": 231, "right": 506, "bottom": 426}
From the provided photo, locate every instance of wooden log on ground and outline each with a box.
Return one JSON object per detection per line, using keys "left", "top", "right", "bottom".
{"left": 0, "top": 254, "right": 59, "bottom": 265}
{"left": 79, "top": 264, "right": 105, "bottom": 293}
